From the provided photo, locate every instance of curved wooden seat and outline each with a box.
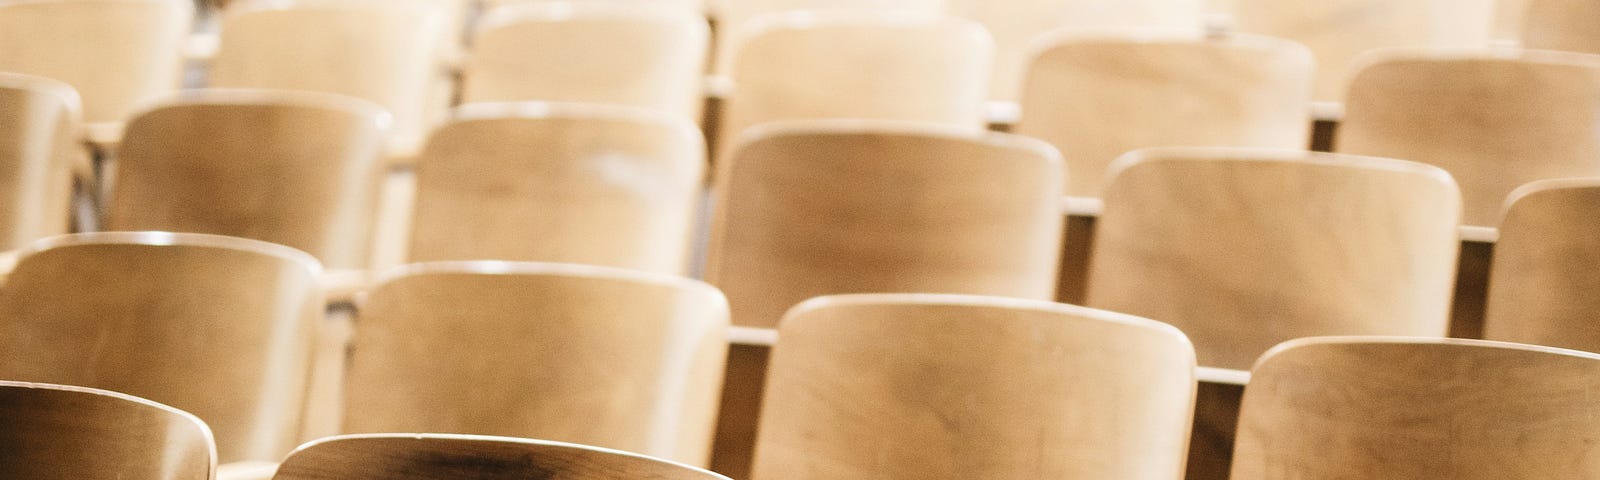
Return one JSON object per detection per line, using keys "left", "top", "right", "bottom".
{"left": 0, "top": 381, "right": 215, "bottom": 480}
{"left": 1483, "top": 179, "right": 1600, "bottom": 353}
{"left": 712, "top": 0, "right": 942, "bottom": 74}
{"left": 0, "top": 73, "right": 82, "bottom": 249}
{"left": 273, "top": 434, "right": 730, "bottom": 480}
{"left": 1522, "top": 0, "right": 1600, "bottom": 54}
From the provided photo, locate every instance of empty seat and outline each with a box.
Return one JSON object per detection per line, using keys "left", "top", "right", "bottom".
{"left": 1231, "top": 337, "right": 1600, "bottom": 478}
{"left": 1522, "top": 0, "right": 1600, "bottom": 54}
{"left": 1016, "top": 32, "right": 1313, "bottom": 197}
{"left": 713, "top": 0, "right": 942, "bottom": 74}
{"left": 0, "top": 232, "right": 324, "bottom": 463}
{"left": 753, "top": 294, "right": 1196, "bottom": 479}
{"left": 344, "top": 262, "right": 728, "bottom": 466}
{"left": 0, "top": 381, "right": 214, "bottom": 480}
{"left": 1085, "top": 148, "right": 1460, "bottom": 369}
{"left": 707, "top": 121, "right": 1064, "bottom": 328}
{"left": 1483, "top": 179, "right": 1600, "bottom": 353}
{"left": 273, "top": 434, "right": 730, "bottom": 480}
{"left": 463, "top": 2, "right": 709, "bottom": 118}
{"left": 109, "top": 89, "right": 389, "bottom": 269}
{"left": 0, "top": 73, "right": 83, "bottom": 249}
{"left": 1336, "top": 49, "right": 1600, "bottom": 227}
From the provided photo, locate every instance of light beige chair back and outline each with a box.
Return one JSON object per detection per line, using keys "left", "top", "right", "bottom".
{"left": 0, "top": 0, "right": 191, "bottom": 124}
{"left": 1231, "top": 0, "right": 1494, "bottom": 101}
{"left": 753, "top": 294, "right": 1196, "bottom": 480}
{"left": 487, "top": 0, "right": 704, "bottom": 10}
{"left": 713, "top": 0, "right": 942, "bottom": 74}
{"left": 1016, "top": 32, "right": 1313, "bottom": 197}
{"left": 707, "top": 122, "right": 1064, "bottom": 328}
{"left": 409, "top": 103, "right": 704, "bottom": 275}
{"left": 0, "top": 73, "right": 81, "bottom": 249}
{"left": 211, "top": 0, "right": 443, "bottom": 153}
{"left": 946, "top": 0, "right": 1206, "bottom": 101}
{"left": 0, "top": 232, "right": 324, "bottom": 463}
{"left": 1522, "top": 0, "right": 1600, "bottom": 54}
{"left": 720, "top": 13, "right": 992, "bottom": 157}
{"left": 463, "top": 3, "right": 709, "bottom": 118}
{"left": 1085, "top": 148, "right": 1461, "bottom": 369}
{"left": 1483, "top": 179, "right": 1600, "bottom": 353}
{"left": 109, "top": 90, "right": 390, "bottom": 269}
{"left": 1336, "top": 49, "right": 1600, "bottom": 227}
{"left": 345, "top": 262, "right": 729, "bottom": 466}
{"left": 1232, "top": 337, "right": 1600, "bottom": 478}
{"left": 274, "top": 434, "right": 732, "bottom": 480}
{"left": 0, "top": 381, "right": 215, "bottom": 480}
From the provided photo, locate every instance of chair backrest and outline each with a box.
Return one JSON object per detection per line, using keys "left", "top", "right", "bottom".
{"left": 408, "top": 103, "right": 704, "bottom": 275}
{"left": 0, "top": 381, "right": 215, "bottom": 480}
{"left": 753, "top": 294, "right": 1195, "bottom": 480}
{"left": 719, "top": 13, "right": 991, "bottom": 157}
{"left": 0, "top": 0, "right": 191, "bottom": 124}
{"left": 1016, "top": 32, "right": 1313, "bottom": 197}
{"left": 0, "top": 73, "right": 81, "bottom": 249}
{"left": 707, "top": 121, "right": 1063, "bottom": 328}
{"left": 345, "top": 262, "right": 729, "bottom": 466}
{"left": 1085, "top": 148, "right": 1461, "bottom": 369}
{"left": 108, "top": 89, "right": 390, "bottom": 269}
{"left": 1232, "top": 337, "right": 1600, "bottom": 478}
{"left": 1483, "top": 179, "right": 1600, "bottom": 353}
{"left": 1522, "top": 0, "right": 1600, "bottom": 54}
{"left": 1231, "top": 0, "right": 1494, "bottom": 101}
{"left": 211, "top": 0, "right": 443, "bottom": 152}
{"left": 945, "top": 0, "right": 1205, "bottom": 101}
{"left": 713, "top": 0, "right": 941, "bottom": 74}
{"left": 0, "top": 232, "right": 324, "bottom": 463}
{"left": 463, "top": 3, "right": 709, "bottom": 119}
{"left": 273, "top": 434, "right": 731, "bottom": 480}
{"left": 1336, "top": 49, "right": 1600, "bottom": 227}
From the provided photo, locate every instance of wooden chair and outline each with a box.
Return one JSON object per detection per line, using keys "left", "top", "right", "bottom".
{"left": 707, "top": 121, "right": 1064, "bottom": 328}
{"left": 408, "top": 103, "right": 704, "bottom": 275}
{"left": 0, "top": 0, "right": 191, "bottom": 128}
{"left": 0, "top": 232, "right": 324, "bottom": 463}
{"left": 1336, "top": 49, "right": 1600, "bottom": 227}
{"left": 210, "top": 0, "right": 445, "bottom": 155}
{"left": 273, "top": 434, "right": 730, "bottom": 480}
{"left": 0, "top": 73, "right": 83, "bottom": 250}
{"left": 1085, "top": 148, "right": 1461, "bottom": 369}
{"left": 109, "top": 89, "right": 389, "bottom": 270}
{"left": 1232, "top": 337, "right": 1600, "bottom": 478}
{"left": 1229, "top": 0, "right": 1495, "bottom": 101}
{"left": 344, "top": 262, "right": 728, "bottom": 466}
{"left": 462, "top": 3, "right": 709, "bottom": 119}
{"left": 719, "top": 13, "right": 992, "bottom": 158}
{"left": 1482, "top": 179, "right": 1600, "bottom": 353}
{"left": 712, "top": 0, "right": 942, "bottom": 74}
{"left": 0, "top": 381, "right": 214, "bottom": 479}
{"left": 753, "top": 294, "right": 1196, "bottom": 480}
{"left": 1015, "top": 32, "right": 1313, "bottom": 197}
{"left": 945, "top": 0, "right": 1206, "bottom": 102}
{"left": 1522, "top": 0, "right": 1600, "bottom": 54}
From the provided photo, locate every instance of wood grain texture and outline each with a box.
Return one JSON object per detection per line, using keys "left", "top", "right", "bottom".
{"left": 1232, "top": 337, "right": 1600, "bottom": 479}
{"left": 345, "top": 262, "right": 729, "bottom": 466}
{"left": 1522, "top": 0, "right": 1600, "bottom": 54}
{"left": 1016, "top": 32, "right": 1313, "bottom": 197}
{"left": 464, "top": 3, "right": 709, "bottom": 119}
{"left": 274, "top": 434, "right": 730, "bottom": 480}
{"left": 0, "top": 0, "right": 190, "bottom": 124}
{"left": 706, "top": 121, "right": 1064, "bottom": 328}
{"left": 0, "top": 232, "right": 324, "bottom": 463}
{"left": 752, "top": 294, "right": 1196, "bottom": 480}
{"left": 1086, "top": 148, "right": 1461, "bottom": 369}
{"left": 109, "top": 89, "right": 389, "bottom": 269}
{"left": 1483, "top": 179, "right": 1600, "bottom": 352}
{"left": 408, "top": 103, "right": 705, "bottom": 275}
{"left": 1336, "top": 49, "right": 1600, "bottom": 227}
{"left": 0, "top": 381, "right": 215, "bottom": 480}
{"left": 0, "top": 73, "right": 80, "bottom": 250}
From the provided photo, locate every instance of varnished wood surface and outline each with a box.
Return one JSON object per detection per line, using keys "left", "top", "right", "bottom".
{"left": 1336, "top": 49, "right": 1600, "bottom": 227}
{"left": 752, "top": 294, "right": 1196, "bottom": 480}
{"left": 711, "top": 0, "right": 942, "bottom": 74}
{"left": 1522, "top": 0, "right": 1600, "bottom": 54}
{"left": 1016, "top": 32, "right": 1313, "bottom": 197}
{"left": 464, "top": 3, "right": 709, "bottom": 119}
{"left": 0, "top": 232, "right": 324, "bottom": 463}
{"left": 0, "top": 381, "right": 215, "bottom": 480}
{"left": 1483, "top": 179, "right": 1600, "bottom": 353}
{"left": 274, "top": 434, "right": 731, "bottom": 480}
{"left": 344, "top": 262, "right": 729, "bottom": 466}
{"left": 109, "top": 89, "right": 389, "bottom": 269}
{"left": 1232, "top": 337, "right": 1600, "bottom": 478}
{"left": 0, "top": 73, "right": 80, "bottom": 250}
{"left": 706, "top": 121, "right": 1064, "bottom": 328}
{"left": 0, "top": 0, "right": 191, "bottom": 124}
{"left": 408, "top": 103, "right": 705, "bottom": 275}
{"left": 1086, "top": 148, "right": 1461, "bottom": 369}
